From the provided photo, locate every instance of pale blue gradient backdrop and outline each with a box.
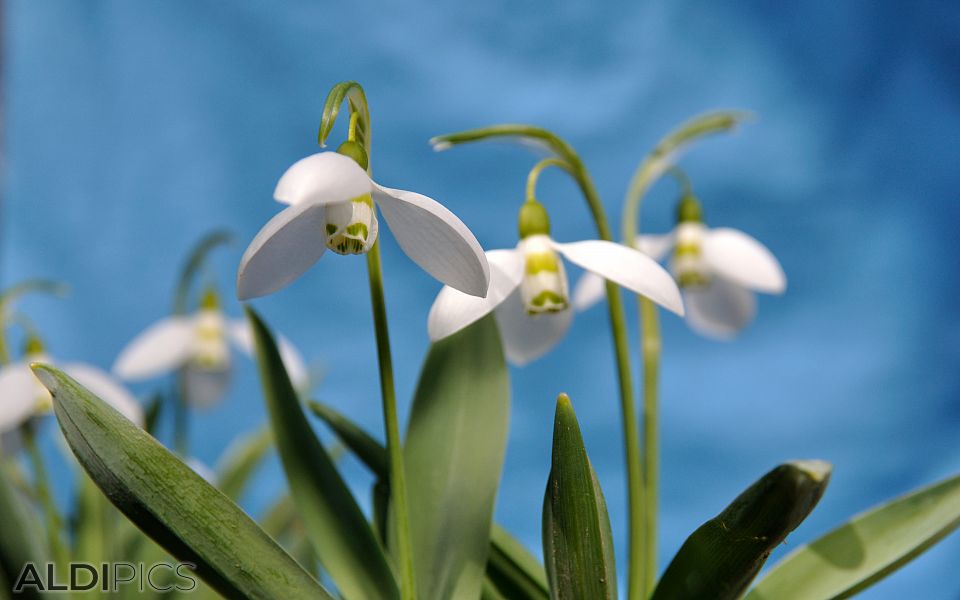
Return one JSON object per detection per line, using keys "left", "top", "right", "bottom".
{"left": 4, "top": 1, "right": 959, "bottom": 598}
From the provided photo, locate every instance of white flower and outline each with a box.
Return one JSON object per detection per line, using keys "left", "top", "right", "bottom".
{"left": 112, "top": 304, "right": 308, "bottom": 407}
{"left": 0, "top": 351, "right": 142, "bottom": 435}
{"left": 428, "top": 231, "right": 683, "bottom": 366}
{"left": 236, "top": 151, "right": 489, "bottom": 300}
{"left": 574, "top": 222, "right": 786, "bottom": 339}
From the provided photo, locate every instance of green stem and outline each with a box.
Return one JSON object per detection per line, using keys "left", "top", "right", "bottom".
{"left": 23, "top": 422, "right": 69, "bottom": 566}
{"left": 620, "top": 110, "right": 751, "bottom": 596}
{"left": 322, "top": 81, "right": 416, "bottom": 599}
{"left": 366, "top": 241, "right": 416, "bottom": 600}
{"left": 639, "top": 296, "right": 660, "bottom": 594}
{"left": 525, "top": 157, "right": 569, "bottom": 201}
{"left": 567, "top": 158, "right": 646, "bottom": 600}
{"left": 173, "top": 377, "right": 189, "bottom": 456}
{"left": 432, "top": 124, "right": 646, "bottom": 600}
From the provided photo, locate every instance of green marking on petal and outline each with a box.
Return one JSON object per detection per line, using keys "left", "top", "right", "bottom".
{"left": 678, "top": 272, "right": 711, "bottom": 290}
{"left": 525, "top": 252, "right": 561, "bottom": 275}
{"left": 346, "top": 223, "right": 369, "bottom": 238}
{"left": 326, "top": 224, "right": 338, "bottom": 236}
{"left": 528, "top": 291, "right": 569, "bottom": 313}
{"left": 352, "top": 194, "right": 374, "bottom": 208}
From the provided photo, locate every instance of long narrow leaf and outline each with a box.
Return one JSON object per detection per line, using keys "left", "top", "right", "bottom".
{"left": 310, "top": 397, "right": 549, "bottom": 599}
{"left": 215, "top": 426, "right": 273, "bottom": 501}
{"left": 486, "top": 525, "right": 550, "bottom": 600}
{"left": 0, "top": 463, "right": 46, "bottom": 600}
{"left": 652, "top": 460, "right": 832, "bottom": 600}
{"left": 36, "top": 364, "right": 330, "bottom": 600}
{"left": 404, "top": 314, "right": 511, "bottom": 600}
{"left": 745, "top": 472, "right": 960, "bottom": 600}
{"left": 542, "top": 394, "right": 617, "bottom": 600}
{"left": 246, "top": 307, "right": 398, "bottom": 600}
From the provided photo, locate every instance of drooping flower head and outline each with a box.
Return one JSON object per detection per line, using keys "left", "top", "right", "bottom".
{"left": 113, "top": 286, "right": 307, "bottom": 407}
{"left": 574, "top": 193, "right": 786, "bottom": 338}
{"left": 429, "top": 197, "right": 683, "bottom": 365}
{"left": 0, "top": 333, "right": 142, "bottom": 438}
{"left": 236, "top": 142, "right": 489, "bottom": 301}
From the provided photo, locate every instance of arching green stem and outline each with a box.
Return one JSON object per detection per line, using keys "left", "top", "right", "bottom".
{"left": 0, "top": 280, "right": 69, "bottom": 365}
{"left": 621, "top": 110, "right": 752, "bottom": 595}
{"left": 525, "top": 157, "right": 571, "bottom": 201}
{"left": 169, "top": 229, "right": 234, "bottom": 456}
{"left": 321, "top": 81, "right": 416, "bottom": 600}
{"left": 433, "top": 124, "right": 646, "bottom": 600}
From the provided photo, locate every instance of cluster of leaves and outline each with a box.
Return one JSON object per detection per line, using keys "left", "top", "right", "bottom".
{"left": 5, "top": 307, "right": 956, "bottom": 599}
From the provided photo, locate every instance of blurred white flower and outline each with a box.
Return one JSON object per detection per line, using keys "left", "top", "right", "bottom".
{"left": 0, "top": 339, "right": 142, "bottom": 436}
{"left": 236, "top": 150, "right": 489, "bottom": 300}
{"left": 429, "top": 201, "right": 683, "bottom": 365}
{"left": 113, "top": 291, "right": 307, "bottom": 406}
{"left": 574, "top": 198, "right": 785, "bottom": 339}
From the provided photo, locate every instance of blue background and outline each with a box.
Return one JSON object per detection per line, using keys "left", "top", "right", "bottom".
{"left": 4, "top": 1, "right": 959, "bottom": 597}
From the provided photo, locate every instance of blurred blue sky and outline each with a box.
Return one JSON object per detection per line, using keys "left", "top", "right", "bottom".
{"left": 4, "top": 1, "right": 959, "bottom": 597}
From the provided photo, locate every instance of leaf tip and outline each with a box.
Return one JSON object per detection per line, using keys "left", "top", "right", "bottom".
{"left": 788, "top": 459, "right": 833, "bottom": 483}
{"left": 29, "top": 362, "right": 58, "bottom": 392}
{"left": 429, "top": 137, "right": 451, "bottom": 151}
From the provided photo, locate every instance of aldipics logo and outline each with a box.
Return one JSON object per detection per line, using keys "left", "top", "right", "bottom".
{"left": 11, "top": 562, "right": 198, "bottom": 594}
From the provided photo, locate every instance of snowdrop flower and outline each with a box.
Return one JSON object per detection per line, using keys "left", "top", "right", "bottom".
{"left": 429, "top": 199, "right": 683, "bottom": 365}
{"left": 574, "top": 195, "right": 786, "bottom": 338}
{"left": 236, "top": 145, "right": 489, "bottom": 300}
{"left": 113, "top": 288, "right": 307, "bottom": 407}
{"left": 0, "top": 335, "right": 142, "bottom": 437}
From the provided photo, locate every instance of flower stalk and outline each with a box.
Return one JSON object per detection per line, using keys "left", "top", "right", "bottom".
{"left": 433, "top": 125, "right": 647, "bottom": 600}
{"left": 325, "top": 82, "right": 417, "bottom": 600}
{"left": 621, "top": 110, "right": 752, "bottom": 596}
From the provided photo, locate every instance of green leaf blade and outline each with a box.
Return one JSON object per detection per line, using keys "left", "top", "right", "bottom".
{"left": 36, "top": 363, "right": 331, "bottom": 600}
{"left": 215, "top": 426, "right": 273, "bottom": 502}
{"left": 542, "top": 394, "right": 617, "bottom": 600}
{"left": 746, "top": 472, "right": 960, "bottom": 600}
{"left": 309, "top": 400, "right": 550, "bottom": 598}
{"left": 0, "top": 464, "right": 47, "bottom": 600}
{"left": 404, "top": 314, "right": 511, "bottom": 600}
{"left": 652, "top": 460, "right": 832, "bottom": 600}
{"left": 486, "top": 525, "right": 550, "bottom": 600}
{"left": 246, "top": 307, "right": 398, "bottom": 600}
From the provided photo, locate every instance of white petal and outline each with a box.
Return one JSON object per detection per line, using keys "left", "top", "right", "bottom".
{"left": 373, "top": 185, "right": 490, "bottom": 297}
{"left": 635, "top": 232, "right": 676, "bottom": 261}
{"left": 553, "top": 240, "right": 684, "bottom": 316}
{"left": 684, "top": 279, "right": 757, "bottom": 339}
{"left": 0, "top": 363, "right": 43, "bottom": 433}
{"left": 273, "top": 152, "right": 373, "bottom": 206}
{"left": 428, "top": 249, "right": 523, "bottom": 341}
{"left": 703, "top": 228, "right": 786, "bottom": 294}
{"left": 572, "top": 271, "right": 607, "bottom": 312}
{"left": 493, "top": 289, "right": 574, "bottom": 366}
{"left": 228, "top": 319, "right": 309, "bottom": 390}
{"left": 113, "top": 316, "right": 195, "bottom": 380}
{"left": 181, "top": 365, "right": 231, "bottom": 408}
{"left": 237, "top": 202, "right": 328, "bottom": 300}
{"left": 63, "top": 363, "right": 144, "bottom": 426}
